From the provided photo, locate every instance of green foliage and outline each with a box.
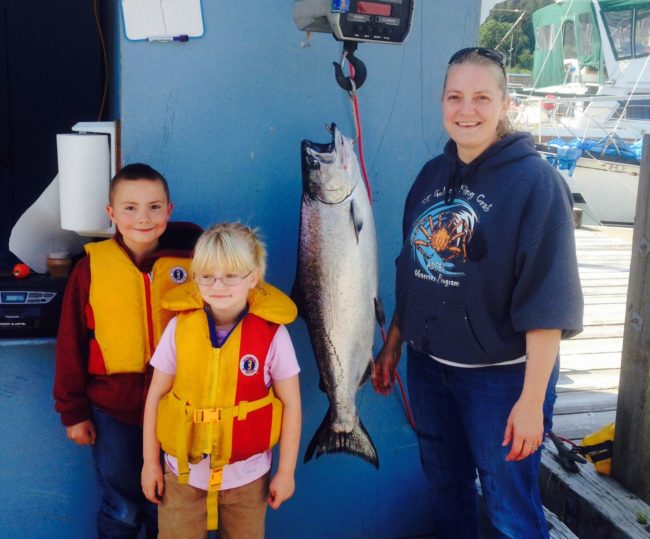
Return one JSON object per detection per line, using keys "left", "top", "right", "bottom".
{"left": 481, "top": 0, "right": 554, "bottom": 71}
{"left": 479, "top": 20, "right": 512, "bottom": 50}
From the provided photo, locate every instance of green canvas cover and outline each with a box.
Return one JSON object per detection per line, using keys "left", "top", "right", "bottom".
{"left": 599, "top": 0, "right": 650, "bottom": 11}
{"left": 532, "top": 0, "right": 604, "bottom": 88}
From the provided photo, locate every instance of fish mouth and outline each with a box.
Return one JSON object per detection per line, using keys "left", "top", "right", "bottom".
{"left": 301, "top": 123, "right": 357, "bottom": 204}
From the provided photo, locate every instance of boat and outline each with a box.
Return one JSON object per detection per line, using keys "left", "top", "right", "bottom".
{"left": 507, "top": 0, "right": 650, "bottom": 225}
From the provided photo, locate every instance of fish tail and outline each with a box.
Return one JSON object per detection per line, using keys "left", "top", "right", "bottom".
{"left": 304, "top": 410, "right": 379, "bottom": 468}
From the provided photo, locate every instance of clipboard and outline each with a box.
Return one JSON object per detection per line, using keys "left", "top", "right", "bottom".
{"left": 121, "top": 0, "right": 204, "bottom": 41}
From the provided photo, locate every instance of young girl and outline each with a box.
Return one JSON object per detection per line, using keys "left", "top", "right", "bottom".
{"left": 142, "top": 222, "right": 301, "bottom": 539}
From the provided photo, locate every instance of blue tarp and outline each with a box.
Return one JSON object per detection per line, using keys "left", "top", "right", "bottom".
{"left": 545, "top": 136, "right": 642, "bottom": 175}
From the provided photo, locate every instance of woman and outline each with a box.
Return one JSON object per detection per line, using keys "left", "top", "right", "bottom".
{"left": 372, "top": 48, "right": 583, "bottom": 538}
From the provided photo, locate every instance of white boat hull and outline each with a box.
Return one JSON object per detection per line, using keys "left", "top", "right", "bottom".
{"left": 542, "top": 153, "right": 639, "bottom": 225}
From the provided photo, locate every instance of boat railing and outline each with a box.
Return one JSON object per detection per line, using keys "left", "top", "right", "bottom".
{"left": 509, "top": 92, "right": 650, "bottom": 144}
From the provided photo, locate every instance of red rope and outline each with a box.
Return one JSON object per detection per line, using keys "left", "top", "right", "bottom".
{"left": 348, "top": 58, "right": 416, "bottom": 431}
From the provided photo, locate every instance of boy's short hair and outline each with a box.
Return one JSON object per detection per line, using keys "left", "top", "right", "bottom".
{"left": 109, "top": 163, "right": 170, "bottom": 204}
{"left": 192, "top": 222, "right": 267, "bottom": 281}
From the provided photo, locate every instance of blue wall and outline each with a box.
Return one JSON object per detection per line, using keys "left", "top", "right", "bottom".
{"left": 0, "top": 2, "right": 481, "bottom": 538}
{"left": 117, "top": 2, "right": 480, "bottom": 538}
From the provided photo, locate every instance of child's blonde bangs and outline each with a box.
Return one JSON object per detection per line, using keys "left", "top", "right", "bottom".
{"left": 191, "top": 223, "right": 267, "bottom": 278}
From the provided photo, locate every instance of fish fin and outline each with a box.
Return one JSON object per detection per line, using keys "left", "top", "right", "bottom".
{"left": 304, "top": 410, "right": 379, "bottom": 468}
{"left": 374, "top": 297, "right": 386, "bottom": 327}
{"left": 350, "top": 200, "right": 363, "bottom": 244}
{"left": 359, "top": 361, "right": 373, "bottom": 387}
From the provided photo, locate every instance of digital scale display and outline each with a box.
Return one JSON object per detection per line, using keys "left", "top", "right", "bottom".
{"left": 356, "top": 2, "right": 392, "bottom": 16}
{"left": 339, "top": 0, "right": 413, "bottom": 43}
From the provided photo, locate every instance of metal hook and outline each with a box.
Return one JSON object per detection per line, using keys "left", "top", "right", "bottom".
{"left": 333, "top": 42, "right": 367, "bottom": 92}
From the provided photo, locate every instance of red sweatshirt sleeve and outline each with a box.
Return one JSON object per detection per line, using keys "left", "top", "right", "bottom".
{"left": 53, "top": 257, "right": 92, "bottom": 426}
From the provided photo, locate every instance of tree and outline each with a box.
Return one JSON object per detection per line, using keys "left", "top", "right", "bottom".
{"left": 481, "top": 0, "right": 555, "bottom": 71}
{"left": 479, "top": 20, "right": 512, "bottom": 50}
{"left": 479, "top": 19, "right": 531, "bottom": 70}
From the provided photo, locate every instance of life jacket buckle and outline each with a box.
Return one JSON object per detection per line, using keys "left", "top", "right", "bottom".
{"left": 193, "top": 408, "right": 222, "bottom": 423}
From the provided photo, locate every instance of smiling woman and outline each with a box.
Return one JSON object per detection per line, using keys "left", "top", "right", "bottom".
{"left": 372, "top": 47, "right": 583, "bottom": 538}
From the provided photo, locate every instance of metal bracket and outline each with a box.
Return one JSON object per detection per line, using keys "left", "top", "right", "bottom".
{"left": 630, "top": 312, "right": 644, "bottom": 332}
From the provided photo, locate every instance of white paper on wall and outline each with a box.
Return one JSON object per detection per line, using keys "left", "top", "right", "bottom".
{"left": 121, "top": 0, "right": 204, "bottom": 40}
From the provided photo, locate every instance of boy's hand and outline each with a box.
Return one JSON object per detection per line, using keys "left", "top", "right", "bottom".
{"left": 66, "top": 420, "right": 96, "bottom": 445}
{"left": 268, "top": 470, "right": 295, "bottom": 509}
{"left": 141, "top": 460, "right": 164, "bottom": 504}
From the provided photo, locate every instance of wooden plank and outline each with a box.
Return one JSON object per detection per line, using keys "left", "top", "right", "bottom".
{"left": 581, "top": 286, "right": 630, "bottom": 297}
{"left": 613, "top": 134, "right": 650, "bottom": 505}
{"left": 539, "top": 445, "right": 650, "bottom": 539}
{"left": 477, "top": 484, "right": 578, "bottom": 539}
{"left": 560, "top": 353, "right": 622, "bottom": 372}
{"left": 560, "top": 337, "right": 622, "bottom": 354}
{"left": 579, "top": 272, "right": 627, "bottom": 278}
{"left": 570, "top": 324, "right": 624, "bottom": 339}
{"left": 583, "top": 295, "right": 628, "bottom": 305}
{"left": 583, "top": 311, "right": 626, "bottom": 325}
{"left": 554, "top": 390, "right": 618, "bottom": 415}
{"left": 557, "top": 370, "right": 620, "bottom": 392}
{"left": 552, "top": 410, "right": 616, "bottom": 440}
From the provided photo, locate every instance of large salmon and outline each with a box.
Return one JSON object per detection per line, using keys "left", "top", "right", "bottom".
{"left": 296, "top": 124, "right": 379, "bottom": 468}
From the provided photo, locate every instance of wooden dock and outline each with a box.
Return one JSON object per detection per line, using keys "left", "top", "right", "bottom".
{"left": 540, "top": 226, "right": 650, "bottom": 538}
{"left": 553, "top": 225, "right": 633, "bottom": 442}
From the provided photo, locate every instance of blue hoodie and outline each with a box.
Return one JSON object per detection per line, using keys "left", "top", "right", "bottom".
{"left": 396, "top": 132, "right": 583, "bottom": 366}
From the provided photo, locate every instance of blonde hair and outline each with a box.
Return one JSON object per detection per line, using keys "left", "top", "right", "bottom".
{"left": 191, "top": 222, "right": 267, "bottom": 280}
{"left": 444, "top": 50, "right": 513, "bottom": 138}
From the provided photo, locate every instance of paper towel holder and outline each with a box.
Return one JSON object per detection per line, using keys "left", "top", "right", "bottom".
{"left": 58, "top": 120, "right": 120, "bottom": 238}
{"left": 71, "top": 121, "right": 119, "bottom": 178}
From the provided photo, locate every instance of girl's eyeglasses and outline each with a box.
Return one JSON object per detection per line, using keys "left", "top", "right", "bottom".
{"left": 448, "top": 47, "right": 506, "bottom": 74}
{"left": 194, "top": 271, "right": 252, "bottom": 287}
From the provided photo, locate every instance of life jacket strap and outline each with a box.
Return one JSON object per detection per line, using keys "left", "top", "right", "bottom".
{"left": 193, "top": 392, "right": 275, "bottom": 423}
{"left": 206, "top": 467, "right": 223, "bottom": 531}
{"left": 175, "top": 396, "right": 190, "bottom": 484}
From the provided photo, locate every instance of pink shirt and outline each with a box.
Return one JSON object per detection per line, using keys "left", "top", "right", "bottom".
{"left": 150, "top": 315, "right": 300, "bottom": 491}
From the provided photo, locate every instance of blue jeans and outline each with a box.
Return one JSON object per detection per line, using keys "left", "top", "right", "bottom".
{"left": 407, "top": 347, "right": 558, "bottom": 539}
{"left": 91, "top": 407, "right": 158, "bottom": 539}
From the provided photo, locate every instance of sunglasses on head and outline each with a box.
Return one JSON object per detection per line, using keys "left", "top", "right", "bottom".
{"left": 448, "top": 47, "right": 506, "bottom": 73}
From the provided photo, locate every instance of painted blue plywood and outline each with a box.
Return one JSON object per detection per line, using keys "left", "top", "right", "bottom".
{"left": 0, "top": 341, "right": 100, "bottom": 538}
{"left": 0, "top": 1, "right": 481, "bottom": 538}
{"left": 116, "top": 2, "right": 480, "bottom": 538}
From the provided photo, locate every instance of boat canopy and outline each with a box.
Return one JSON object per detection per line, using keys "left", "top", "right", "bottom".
{"left": 532, "top": 0, "right": 605, "bottom": 88}
{"left": 597, "top": 0, "right": 650, "bottom": 62}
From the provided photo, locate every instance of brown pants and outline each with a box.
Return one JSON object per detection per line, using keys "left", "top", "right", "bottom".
{"left": 158, "top": 468, "right": 269, "bottom": 539}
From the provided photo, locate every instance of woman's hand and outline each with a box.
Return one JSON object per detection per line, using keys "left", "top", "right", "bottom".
{"left": 372, "top": 313, "right": 405, "bottom": 396}
{"left": 502, "top": 396, "right": 544, "bottom": 461}
{"left": 372, "top": 343, "right": 402, "bottom": 396}
{"left": 502, "top": 329, "right": 561, "bottom": 461}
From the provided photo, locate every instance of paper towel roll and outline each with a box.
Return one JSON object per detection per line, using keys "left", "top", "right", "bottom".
{"left": 9, "top": 175, "right": 90, "bottom": 273}
{"left": 57, "top": 133, "right": 111, "bottom": 233}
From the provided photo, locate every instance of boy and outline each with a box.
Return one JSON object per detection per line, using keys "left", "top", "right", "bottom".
{"left": 54, "top": 163, "right": 202, "bottom": 539}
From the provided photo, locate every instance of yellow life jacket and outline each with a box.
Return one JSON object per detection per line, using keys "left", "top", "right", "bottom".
{"left": 156, "top": 280, "right": 297, "bottom": 530}
{"left": 580, "top": 422, "right": 615, "bottom": 475}
{"left": 86, "top": 239, "right": 192, "bottom": 375}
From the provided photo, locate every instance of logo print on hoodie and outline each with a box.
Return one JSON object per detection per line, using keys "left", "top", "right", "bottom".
{"left": 411, "top": 200, "right": 477, "bottom": 277}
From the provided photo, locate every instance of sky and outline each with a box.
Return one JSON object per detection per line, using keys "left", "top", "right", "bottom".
{"left": 481, "top": 0, "right": 501, "bottom": 22}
